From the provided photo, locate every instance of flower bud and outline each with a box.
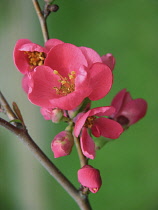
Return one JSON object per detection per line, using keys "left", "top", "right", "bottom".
{"left": 51, "top": 131, "right": 74, "bottom": 158}
{"left": 40, "top": 107, "right": 64, "bottom": 123}
{"left": 78, "top": 165, "right": 102, "bottom": 193}
{"left": 48, "top": 4, "right": 59, "bottom": 12}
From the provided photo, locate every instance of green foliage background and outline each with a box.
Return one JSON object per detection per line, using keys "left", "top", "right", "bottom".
{"left": 0, "top": 0, "right": 158, "bottom": 209}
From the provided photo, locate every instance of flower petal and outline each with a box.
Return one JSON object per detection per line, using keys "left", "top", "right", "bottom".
{"left": 19, "top": 43, "right": 47, "bottom": 53}
{"left": 13, "top": 39, "right": 32, "bottom": 74}
{"left": 74, "top": 112, "right": 90, "bottom": 137}
{"left": 80, "top": 127, "right": 95, "bottom": 159}
{"left": 88, "top": 63, "right": 113, "bottom": 101}
{"left": 121, "top": 98, "right": 148, "bottom": 125}
{"left": 92, "top": 117, "right": 123, "bottom": 139}
{"left": 74, "top": 106, "right": 116, "bottom": 137}
{"left": 101, "top": 53, "right": 115, "bottom": 71}
{"left": 88, "top": 106, "right": 116, "bottom": 117}
{"left": 28, "top": 66, "right": 60, "bottom": 108}
{"left": 80, "top": 47, "right": 102, "bottom": 67}
{"left": 21, "top": 74, "right": 30, "bottom": 93}
{"left": 45, "top": 43, "right": 88, "bottom": 73}
{"left": 44, "top": 38, "right": 64, "bottom": 51}
{"left": 111, "top": 89, "right": 128, "bottom": 115}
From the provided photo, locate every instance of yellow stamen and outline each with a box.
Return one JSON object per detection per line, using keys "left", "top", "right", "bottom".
{"left": 53, "top": 70, "right": 76, "bottom": 96}
{"left": 84, "top": 116, "right": 96, "bottom": 128}
{"left": 25, "top": 51, "right": 46, "bottom": 68}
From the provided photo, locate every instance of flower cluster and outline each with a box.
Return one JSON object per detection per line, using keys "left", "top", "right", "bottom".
{"left": 13, "top": 39, "right": 147, "bottom": 193}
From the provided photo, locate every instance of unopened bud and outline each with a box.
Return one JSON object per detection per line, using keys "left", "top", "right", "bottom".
{"left": 51, "top": 131, "right": 74, "bottom": 158}
{"left": 78, "top": 165, "right": 102, "bottom": 193}
{"left": 48, "top": 4, "right": 59, "bottom": 12}
{"left": 40, "top": 107, "right": 64, "bottom": 123}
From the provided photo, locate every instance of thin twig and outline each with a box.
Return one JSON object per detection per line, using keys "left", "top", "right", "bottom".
{"left": 32, "top": 0, "right": 49, "bottom": 42}
{"left": 0, "top": 91, "right": 19, "bottom": 127}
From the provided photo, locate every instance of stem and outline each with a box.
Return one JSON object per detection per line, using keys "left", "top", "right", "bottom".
{"left": 32, "top": 0, "right": 49, "bottom": 42}
{"left": 0, "top": 117, "right": 92, "bottom": 210}
{"left": 0, "top": 91, "right": 17, "bottom": 121}
{"left": 74, "top": 135, "right": 88, "bottom": 167}
{"left": 0, "top": 92, "right": 92, "bottom": 209}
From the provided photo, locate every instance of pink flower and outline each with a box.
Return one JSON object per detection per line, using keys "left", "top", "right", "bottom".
{"left": 28, "top": 43, "right": 113, "bottom": 110}
{"left": 40, "top": 107, "right": 64, "bottom": 123}
{"left": 101, "top": 53, "right": 115, "bottom": 71}
{"left": 78, "top": 165, "right": 102, "bottom": 193}
{"left": 74, "top": 106, "right": 123, "bottom": 159}
{"left": 51, "top": 131, "right": 74, "bottom": 158}
{"left": 13, "top": 38, "right": 64, "bottom": 74}
{"left": 110, "top": 89, "right": 147, "bottom": 127}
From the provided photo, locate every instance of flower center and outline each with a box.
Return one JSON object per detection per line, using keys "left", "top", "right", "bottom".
{"left": 116, "top": 115, "right": 129, "bottom": 126}
{"left": 84, "top": 116, "right": 96, "bottom": 128}
{"left": 53, "top": 70, "right": 76, "bottom": 96}
{"left": 25, "top": 51, "right": 46, "bottom": 68}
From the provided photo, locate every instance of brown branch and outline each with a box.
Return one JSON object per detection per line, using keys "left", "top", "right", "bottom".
{"left": 32, "top": 0, "right": 49, "bottom": 42}
{"left": 0, "top": 91, "right": 92, "bottom": 209}
{"left": 0, "top": 91, "right": 17, "bottom": 121}
{"left": 0, "top": 117, "right": 92, "bottom": 210}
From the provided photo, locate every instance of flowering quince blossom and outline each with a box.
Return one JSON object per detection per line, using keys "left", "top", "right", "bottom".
{"left": 51, "top": 131, "right": 74, "bottom": 158}
{"left": 13, "top": 38, "right": 64, "bottom": 93}
{"left": 27, "top": 42, "right": 113, "bottom": 110}
{"left": 74, "top": 106, "right": 123, "bottom": 159}
{"left": 13, "top": 38, "right": 64, "bottom": 74}
{"left": 110, "top": 89, "right": 147, "bottom": 128}
{"left": 78, "top": 165, "right": 102, "bottom": 193}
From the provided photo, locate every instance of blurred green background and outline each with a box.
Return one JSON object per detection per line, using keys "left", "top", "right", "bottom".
{"left": 0, "top": 0, "right": 158, "bottom": 209}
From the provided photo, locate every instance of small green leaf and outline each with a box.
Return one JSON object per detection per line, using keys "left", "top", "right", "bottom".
{"left": 9, "top": 119, "right": 23, "bottom": 124}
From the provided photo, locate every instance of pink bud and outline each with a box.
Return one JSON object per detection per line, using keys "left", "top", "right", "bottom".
{"left": 101, "top": 53, "right": 115, "bottom": 71}
{"left": 51, "top": 131, "right": 74, "bottom": 158}
{"left": 40, "top": 107, "right": 64, "bottom": 123}
{"left": 78, "top": 165, "right": 102, "bottom": 193}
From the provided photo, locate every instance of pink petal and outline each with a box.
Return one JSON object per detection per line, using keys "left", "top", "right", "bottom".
{"left": 101, "top": 53, "right": 115, "bottom": 71}
{"left": 28, "top": 65, "right": 91, "bottom": 110}
{"left": 19, "top": 43, "right": 47, "bottom": 53}
{"left": 80, "top": 127, "right": 95, "bottom": 159}
{"left": 111, "top": 89, "right": 127, "bottom": 115}
{"left": 88, "top": 63, "right": 113, "bottom": 101}
{"left": 21, "top": 74, "right": 30, "bottom": 93}
{"left": 44, "top": 38, "right": 64, "bottom": 51}
{"left": 28, "top": 66, "right": 60, "bottom": 108}
{"left": 13, "top": 39, "right": 32, "bottom": 74}
{"left": 74, "top": 112, "right": 90, "bottom": 137}
{"left": 92, "top": 117, "right": 123, "bottom": 139}
{"left": 40, "top": 107, "right": 52, "bottom": 120}
{"left": 121, "top": 98, "right": 147, "bottom": 125}
{"left": 45, "top": 43, "right": 88, "bottom": 73}
{"left": 80, "top": 47, "right": 102, "bottom": 67}
{"left": 74, "top": 106, "right": 115, "bottom": 137}
{"left": 78, "top": 165, "right": 102, "bottom": 193}
{"left": 13, "top": 39, "right": 47, "bottom": 74}
{"left": 87, "top": 106, "right": 116, "bottom": 117}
